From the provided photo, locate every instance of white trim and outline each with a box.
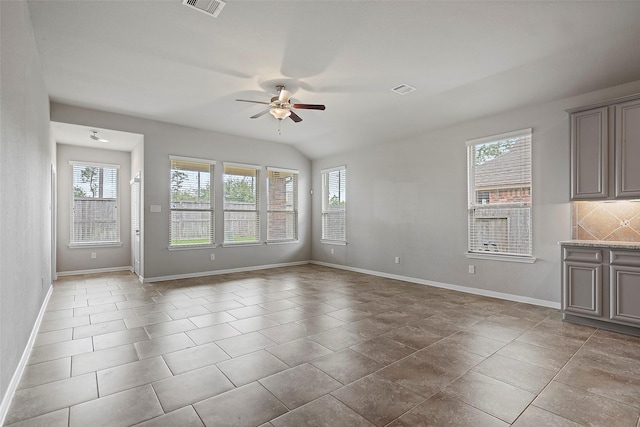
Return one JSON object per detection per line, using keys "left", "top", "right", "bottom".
{"left": 266, "top": 240, "right": 299, "bottom": 245}
{"left": 143, "top": 261, "right": 310, "bottom": 283}
{"left": 466, "top": 252, "right": 537, "bottom": 264}
{"left": 465, "top": 128, "right": 532, "bottom": 147}
{"left": 310, "top": 261, "right": 559, "bottom": 309}
{"left": 223, "top": 161, "right": 261, "bottom": 170}
{"left": 321, "top": 240, "right": 348, "bottom": 246}
{"left": 69, "top": 160, "right": 120, "bottom": 169}
{"left": 220, "top": 242, "right": 262, "bottom": 248}
{"left": 266, "top": 166, "right": 299, "bottom": 174}
{"left": 56, "top": 266, "right": 133, "bottom": 277}
{"left": 167, "top": 244, "right": 217, "bottom": 251}
{"left": 0, "top": 285, "right": 53, "bottom": 426}
{"left": 68, "top": 242, "right": 123, "bottom": 248}
{"left": 321, "top": 165, "right": 346, "bottom": 174}
{"left": 169, "top": 155, "right": 216, "bottom": 165}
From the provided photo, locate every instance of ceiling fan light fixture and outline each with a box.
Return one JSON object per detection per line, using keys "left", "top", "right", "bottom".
{"left": 270, "top": 108, "right": 291, "bottom": 120}
{"left": 90, "top": 130, "right": 108, "bottom": 143}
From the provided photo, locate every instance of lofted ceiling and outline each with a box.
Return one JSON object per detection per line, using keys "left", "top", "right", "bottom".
{"left": 27, "top": 1, "right": 640, "bottom": 159}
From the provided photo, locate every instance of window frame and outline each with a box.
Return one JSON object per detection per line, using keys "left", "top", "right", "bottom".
{"left": 223, "top": 162, "right": 261, "bottom": 246}
{"left": 466, "top": 129, "right": 535, "bottom": 263}
{"left": 321, "top": 165, "right": 347, "bottom": 245}
{"left": 266, "top": 167, "right": 299, "bottom": 244}
{"left": 69, "top": 160, "right": 122, "bottom": 248}
{"left": 169, "top": 155, "right": 216, "bottom": 250}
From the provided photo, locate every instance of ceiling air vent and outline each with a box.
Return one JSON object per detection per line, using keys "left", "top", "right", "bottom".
{"left": 182, "top": 0, "right": 226, "bottom": 18}
{"left": 391, "top": 84, "right": 416, "bottom": 95}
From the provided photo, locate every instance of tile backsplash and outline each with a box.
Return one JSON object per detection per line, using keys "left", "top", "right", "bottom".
{"left": 572, "top": 201, "right": 640, "bottom": 241}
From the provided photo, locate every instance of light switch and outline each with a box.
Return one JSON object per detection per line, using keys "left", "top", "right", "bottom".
{"left": 150, "top": 205, "right": 161, "bottom": 213}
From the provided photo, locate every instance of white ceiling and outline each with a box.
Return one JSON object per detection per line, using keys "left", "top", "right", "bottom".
{"left": 28, "top": 1, "right": 640, "bottom": 159}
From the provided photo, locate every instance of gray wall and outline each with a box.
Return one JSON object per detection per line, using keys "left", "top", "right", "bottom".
{"left": 311, "top": 80, "right": 640, "bottom": 305}
{"left": 0, "top": 0, "right": 54, "bottom": 404}
{"left": 50, "top": 104, "right": 312, "bottom": 280}
{"left": 56, "top": 144, "right": 132, "bottom": 273}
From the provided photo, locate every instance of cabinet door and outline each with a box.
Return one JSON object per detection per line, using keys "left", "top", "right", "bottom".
{"left": 615, "top": 99, "right": 640, "bottom": 198}
{"left": 571, "top": 107, "right": 609, "bottom": 199}
{"left": 563, "top": 261, "right": 603, "bottom": 317}
{"left": 610, "top": 265, "right": 640, "bottom": 326}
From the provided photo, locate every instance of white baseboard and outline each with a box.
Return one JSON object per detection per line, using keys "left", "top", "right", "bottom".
{"left": 56, "top": 266, "right": 133, "bottom": 277}
{"left": 311, "top": 261, "right": 560, "bottom": 309}
{"left": 0, "top": 284, "right": 53, "bottom": 426}
{"left": 143, "top": 261, "right": 310, "bottom": 283}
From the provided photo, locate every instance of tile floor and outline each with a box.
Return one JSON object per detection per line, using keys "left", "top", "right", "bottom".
{"left": 4, "top": 265, "right": 640, "bottom": 427}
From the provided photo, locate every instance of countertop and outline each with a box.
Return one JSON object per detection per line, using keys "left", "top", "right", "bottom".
{"left": 559, "top": 240, "right": 640, "bottom": 250}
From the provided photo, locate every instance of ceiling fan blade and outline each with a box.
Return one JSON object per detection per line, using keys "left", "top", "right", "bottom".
{"left": 236, "top": 99, "right": 270, "bottom": 105}
{"left": 289, "top": 111, "right": 303, "bottom": 123}
{"left": 250, "top": 108, "right": 272, "bottom": 119}
{"left": 292, "top": 104, "right": 326, "bottom": 110}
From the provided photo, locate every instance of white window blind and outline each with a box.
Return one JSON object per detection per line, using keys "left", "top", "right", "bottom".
{"left": 70, "top": 162, "right": 120, "bottom": 245}
{"left": 224, "top": 163, "right": 260, "bottom": 244}
{"left": 467, "top": 129, "right": 532, "bottom": 257}
{"left": 321, "top": 166, "right": 347, "bottom": 243}
{"left": 170, "top": 157, "right": 215, "bottom": 247}
{"left": 267, "top": 167, "right": 298, "bottom": 242}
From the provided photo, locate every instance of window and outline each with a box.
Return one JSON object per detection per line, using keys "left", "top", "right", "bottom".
{"left": 170, "top": 157, "right": 215, "bottom": 247}
{"left": 467, "top": 128, "right": 532, "bottom": 258}
{"left": 267, "top": 167, "right": 298, "bottom": 242}
{"left": 70, "top": 161, "right": 120, "bottom": 245}
{"left": 224, "top": 163, "right": 260, "bottom": 244}
{"left": 321, "top": 165, "right": 347, "bottom": 243}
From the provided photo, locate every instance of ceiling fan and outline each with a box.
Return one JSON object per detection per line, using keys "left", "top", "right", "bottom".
{"left": 236, "top": 85, "right": 325, "bottom": 123}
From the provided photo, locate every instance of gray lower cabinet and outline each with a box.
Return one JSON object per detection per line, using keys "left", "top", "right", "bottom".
{"left": 609, "top": 251, "right": 640, "bottom": 326}
{"left": 562, "top": 245, "right": 640, "bottom": 334}
{"left": 562, "top": 247, "right": 603, "bottom": 318}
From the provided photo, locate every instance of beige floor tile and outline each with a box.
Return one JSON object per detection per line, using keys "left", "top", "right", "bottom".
{"left": 534, "top": 381, "right": 640, "bottom": 426}
{"left": 194, "top": 382, "right": 288, "bottom": 426}
{"left": 260, "top": 363, "right": 342, "bottom": 410}
{"left": 5, "top": 373, "right": 97, "bottom": 425}
{"left": 97, "top": 356, "right": 172, "bottom": 396}
{"left": 270, "top": 395, "right": 374, "bottom": 427}
{"left": 444, "top": 371, "right": 535, "bottom": 423}
{"left": 28, "top": 337, "right": 93, "bottom": 365}
{"left": 265, "top": 338, "right": 333, "bottom": 367}
{"left": 512, "top": 405, "right": 583, "bottom": 427}
{"left": 92, "top": 326, "right": 150, "bottom": 351}
{"left": 70, "top": 384, "right": 163, "bottom": 427}
{"left": 152, "top": 364, "right": 234, "bottom": 412}
{"left": 332, "top": 374, "right": 423, "bottom": 426}
{"left": 393, "top": 392, "right": 508, "bottom": 427}
{"left": 134, "top": 332, "right": 195, "bottom": 359}
{"left": 71, "top": 343, "right": 139, "bottom": 376}
{"left": 185, "top": 322, "right": 241, "bottom": 345}
{"left": 215, "top": 331, "right": 277, "bottom": 357}
{"left": 133, "top": 406, "right": 205, "bottom": 427}
{"left": 311, "top": 349, "right": 383, "bottom": 385}
{"left": 3, "top": 408, "right": 69, "bottom": 427}
{"left": 162, "top": 342, "right": 230, "bottom": 374}
{"left": 217, "top": 350, "right": 289, "bottom": 386}
{"left": 473, "top": 353, "right": 556, "bottom": 393}
{"left": 18, "top": 357, "right": 71, "bottom": 389}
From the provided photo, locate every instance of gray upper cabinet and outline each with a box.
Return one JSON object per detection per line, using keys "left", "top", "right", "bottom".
{"left": 569, "top": 94, "right": 640, "bottom": 200}
{"left": 571, "top": 107, "right": 608, "bottom": 199}
{"left": 615, "top": 98, "right": 640, "bottom": 198}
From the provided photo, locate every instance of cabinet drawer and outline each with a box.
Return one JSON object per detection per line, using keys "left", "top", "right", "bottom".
{"left": 610, "top": 250, "right": 640, "bottom": 267}
{"left": 563, "top": 247, "right": 603, "bottom": 263}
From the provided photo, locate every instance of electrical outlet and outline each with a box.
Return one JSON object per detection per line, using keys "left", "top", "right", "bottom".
{"left": 394, "top": 256, "right": 400, "bottom": 264}
{"left": 210, "top": 253, "right": 215, "bottom": 261}
{"left": 91, "top": 252, "right": 97, "bottom": 259}
{"left": 331, "top": 248, "right": 335, "bottom": 255}
{"left": 468, "top": 265, "right": 475, "bottom": 274}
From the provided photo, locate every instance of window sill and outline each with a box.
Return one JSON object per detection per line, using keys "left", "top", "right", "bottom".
{"left": 321, "top": 240, "right": 347, "bottom": 246}
{"left": 221, "top": 242, "right": 262, "bottom": 248}
{"left": 68, "top": 242, "right": 123, "bottom": 249}
{"left": 266, "top": 240, "right": 299, "bottom": 245}
{"left": 466, "top": 252, "right": 536, "bottom": 264}
{"left": 168, "top": 244, "right": 217, "bottom": 251}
